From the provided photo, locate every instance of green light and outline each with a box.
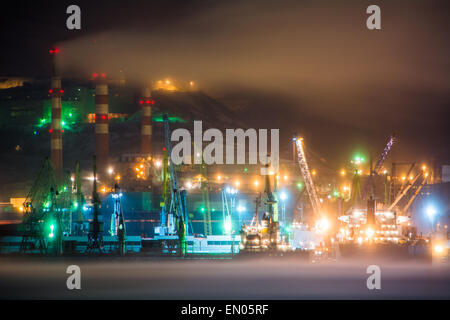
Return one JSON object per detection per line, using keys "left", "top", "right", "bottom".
{"left": 61, "top": 121, "right": 65, "bottom": 126}
{"left": 69, "top": 113, "right": 73, "bottom": 117}
{"left": 49, "top": 224, "right": 55, "bottom": 238}
{"left": 243, "top": 167, "right": 248, "bottom": 173}
{"left": 297, "top": 182, "right": 303, "bottom": 189}
{"left": 200, "top": 206, "right": 205, "bottom": 213}
{"left": 33, "top": 131, "right": 37, "bottom": 135}
{"left": 73, "top": 202, "right": 78, "bottom": 209}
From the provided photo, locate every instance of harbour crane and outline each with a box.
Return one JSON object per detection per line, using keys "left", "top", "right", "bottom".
{"left": 361, "top": 133, "right": 396, "bottom": 200}
{"left": 86, "top": 155, "right": 104, "bottom": 253}
{"left": 163, "top": 114, "right": 187, "bottom": 256}
{"left": 110, "top": 183, "right": 126, "bottom": 255}
{"left": 295, "top": 138, "right": 321, "bottom": 217}
{"left": 20, "top": 158, "right": 58, "bottom": 254}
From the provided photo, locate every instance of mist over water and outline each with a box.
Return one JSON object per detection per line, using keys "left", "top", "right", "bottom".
{"left": 0, "top": 257, "right": 449, "bottom": 299}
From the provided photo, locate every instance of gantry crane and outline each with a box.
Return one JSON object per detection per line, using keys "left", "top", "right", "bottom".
{"left": 163, "top": 114, "right": 187, "bottom": 256}
{"left": 295, "top": 138, "right": 321, "bottom": 217}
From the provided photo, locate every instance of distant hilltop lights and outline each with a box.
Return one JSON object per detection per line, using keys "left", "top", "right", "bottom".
{"left": 152, "top": 79, "right": 196, "bottom": 92}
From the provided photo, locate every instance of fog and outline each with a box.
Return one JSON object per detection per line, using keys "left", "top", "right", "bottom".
{"left": 1, "top": 257, "right": 449, "bottom": 299}
{"left": 54, "top": 0, "right": 450, "bottom": 162}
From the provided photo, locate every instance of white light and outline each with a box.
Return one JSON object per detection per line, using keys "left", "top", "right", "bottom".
{"left": 108, "top": 167, "right": 114, "bottom": 175}
{"left": 280, "top": 192, "right": 288, "bottom": 201}
{"left": 155, "top": 160, "right": 162, "bottom": 168}
{"left": 186, "top": 182, "right": 193, "bottom": 189}
{"left": 237, "top": 205, "right": 246, "bottom": 213}
{"left": 426, "top": 206, "right": 437, "bottom": 219}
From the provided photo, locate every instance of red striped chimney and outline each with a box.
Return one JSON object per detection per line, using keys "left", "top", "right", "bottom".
{"left": 50, "top": 76, "right": 63, "bottom": 180}
{"left": 140, "top": 87, "right": 153, "bottom": 155}
{"left": 94, "top": 73, "right": 109, "bottom": 172}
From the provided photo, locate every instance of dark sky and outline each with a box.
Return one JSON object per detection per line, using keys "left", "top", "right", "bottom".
{"left": 1, "top": 0, "right": 449, "bottom": 166}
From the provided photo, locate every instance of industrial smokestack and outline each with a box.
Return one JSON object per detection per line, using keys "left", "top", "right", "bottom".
{"left": 140, "top": 87, "right": 153, "bottom": 155}
{"left": 50, "top": 76, "right": 63, "bottom": 181}
{"left": 94, "top": 73, "right": 109, "bottom": 173}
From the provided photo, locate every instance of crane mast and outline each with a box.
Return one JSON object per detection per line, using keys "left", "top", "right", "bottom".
{"left": 295, "top": 138, "right": 321, "bottom": 217}
{"left": 163, "top": 114, "right": 186, "bottom": 256}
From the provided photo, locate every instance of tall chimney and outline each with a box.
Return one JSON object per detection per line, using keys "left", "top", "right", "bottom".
{"left": 94, "top": 73, "right": 109, "bottom": 173}
{"left": 140, "top": 87, "right": 153, "bottom": 155}
{"left": 50, "top": 76, "right": 63, "bottom": 181}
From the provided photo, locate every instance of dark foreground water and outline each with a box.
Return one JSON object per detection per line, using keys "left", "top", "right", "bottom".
{"left": 0, "top": 256, "right": 449, "bottom": 299}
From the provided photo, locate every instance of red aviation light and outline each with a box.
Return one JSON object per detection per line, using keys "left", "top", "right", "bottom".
{"left": 61, "top": 130, "right": 64, "bottom": 133}
{"left": 49, "top": 129, "right": 53, "bottom": 133}
{"left": 54, "top": 48, "right": 59, "bottom": 54}
{"left": 146, "top": 100, "right": 150, "bottom": 104}
{"left": 101, "top": 115, "right": 107, "bottom": 120}
{"left": 49, "top": 49, "right": 54, "bottom": 54}
{"left": 140, "top": 100, "right": 144, "bottom": 105}
{"left": 60, "top": 89, "right": 64, "bottom": 94}
{"left": 101, "top": 73, "right": 106, "bottom": 77}
{"left": 49, "top": 89, "right": 53, "bottom": 94}
{"left": 93, "top": 73, "right": 98, "bottom": 78}
{"left": 151, "top": 100, "right": 155, "bottom": 105}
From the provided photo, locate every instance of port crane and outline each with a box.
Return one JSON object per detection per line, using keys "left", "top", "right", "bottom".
{"left": 295, "top": 138, "right": 321, "bottom": 217}
{"left": 20, "top": 158, "right": 59, "bottom": 254}
{"left": 86, "top": 155, "right": 104, "bottom": 253}
{"left": 110, "top": 183, "right": 126, "bottom": 255}
{"left": 361, "top": 133, "right": 396, "bottom": 200}
{"left": 162, "top": 114, "right": 187, "bottom": 256}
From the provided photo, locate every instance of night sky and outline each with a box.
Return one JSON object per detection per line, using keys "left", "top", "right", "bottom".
{"left": 1, "top": 0, "right": 449, "bottom": 166}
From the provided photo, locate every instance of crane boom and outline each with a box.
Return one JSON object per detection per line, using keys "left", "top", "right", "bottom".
{"left": 401, "top": 175, "right": 427, "bottom": 215}
{"left": 388, "top": 171, "right": 422, "bottom": 211}
{"left": 361, "top": 134, "right": 396, "bottom": 199}
{"left": 295, "top": 138, "right": 321, "bottom": 216}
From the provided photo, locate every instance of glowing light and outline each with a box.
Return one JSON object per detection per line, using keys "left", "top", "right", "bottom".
{"left": 434, "top": 245, "right": 444, "bottom": 254}
{"left": 426, "top": 205, "right": 437, "bottom": 219}
{"left": 235, "top": 180, "right": 240, "bottom": 187}
{"left": 312, "top": 170, "right": 317, "bottom": 176}
{"left": 340, "top": 170, "right": 345, "bottom": 176}
{"left": 296, "top": 182, "right": 303, "bottom": 189}
{"left": 254, "top": 180, "right": 259, "bottom": 187}
{"left": 155, "top": 160, "right": 162, "bottom": 168}
{"left": 422, "top": 165, "right": 427, "bottom": 171}
{"left": 224, "top": 215, "right": 232, "bottom": 234}
{"left": 401, "top": 176, "right": 406, "bottom": 181}
{"left": 237, "top": 205, "right": 246, "bottom": 213}
{"left": 186, "top": 181, "right": 193, "bottom": 189}
{"left": 108, "top": 167, "right": 114, "bottom": 175}
{"left": 280, "top": 192, "right": 288, "bottom": 201}
{"left": 49, "top": 224, "right": 55, "bottom": 238}
{"left": 115, "top": 175, "right": 121, "bottom": 181}
{"left": 316, "top": 218, "right": 330, "bottom": 233}
{"left": 366, "top": 228, "right": 375, "bottom": 237}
